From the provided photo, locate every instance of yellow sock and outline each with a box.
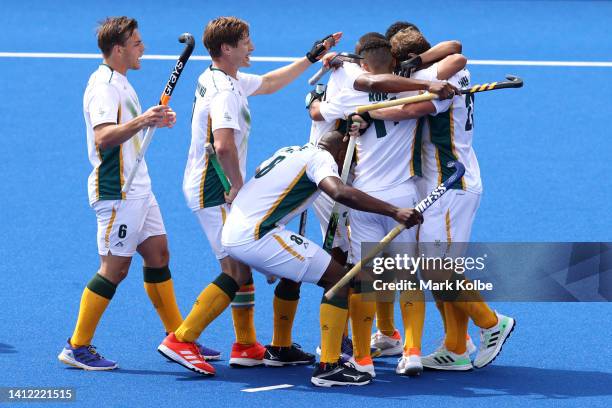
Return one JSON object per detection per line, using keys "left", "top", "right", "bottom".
{"left": 454, "top": 286, "right": 497, "bottom": 329}
{"left": 175, "top": 274, "right": 238, "bottom": 343}
{"left": 445, "top": 302, "right": 469, "bottom": 354}
{"left": 272, "top": 279, "right": 300, "bottom": 347}
{"left": 71, "top": 274, "right": 116, "bottom": 347}
{"left": 457, "top": 300, "right": 497, "bottom": 329}
{"left": 375, "top": 300, "right": 396, "bottom": 336}
{"left": 399, "top": 289, "right": 425, "bottom": 352}
{"left": 320, "top": 298, "right": 349, "bottom": 363}
{"left": 143, "top": 266, "right": 183, "bottom": 333}
{"left": 442, "top": 302, "right": 458, "bottom": 351}
{"left": 272, "top": 297, "right": 298, "bottom": 347}
{"left": 349, "top": 293, "right": 375, "bottom": 360}
{"left": 231, "top": 280, "right": 257, "bottom": 345}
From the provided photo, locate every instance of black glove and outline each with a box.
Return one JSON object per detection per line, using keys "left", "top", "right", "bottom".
{"left": 348, "top": 111, "right": 372, "bottom": 126}
{"left": 343, "top": 112, "right": 372, "bottom": 135}
{"left": 306, "top": 34, "right": 335, "bottom": 63}
{"left": 305, "top": 84, "right": 326, "bottom": 109}
{"left": 398, "top": 54, "right": 423, "bottom": 78}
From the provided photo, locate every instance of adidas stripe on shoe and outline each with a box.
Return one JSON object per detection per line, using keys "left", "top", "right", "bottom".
{"left": 421, "top": 346, "right": 473, "bottom": 371}
{"left": 474, "top": 312, "right": 515, "bottom": 369}
{"left": 158, "top": 333, "right": 215, "bottom": 375}
{"left": 229, "top": 342, "right": 265, "bottom": 367}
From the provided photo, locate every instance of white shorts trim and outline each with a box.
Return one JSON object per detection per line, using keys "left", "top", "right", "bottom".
{"left": 224, "top": 227, "right": 331, "bottom": 284}
{"left": 94, "top": 194, "right": 166, "bottom": 257}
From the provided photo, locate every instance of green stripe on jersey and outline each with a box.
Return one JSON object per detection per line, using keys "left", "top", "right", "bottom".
{"left": 428, "top": 108, "right": 463, "bottom": 190}
{"left": 256, "top": 169, "right": 317, "bottom": 239}
{"left": 98, "top": 145, "right": 123, "bottom": 200}
{"left": 412, "top": 117, "right": 425, "bottom": 177}
{"left": 126, "top": 100, "right": 139, "bottom": 118}
{"left": 200, "top": 126, "right": 225, "bottom": 209}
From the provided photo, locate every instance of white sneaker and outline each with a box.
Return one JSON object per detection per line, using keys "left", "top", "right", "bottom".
{"left": 396, "top": 352, "right": 423, "bottom": 376}
{"left": 466, "top": 335, "right": 477, "bottom": 355}
{"left": 370, "top": 330, "right": 403, "bottom": 356}
{"left": 347, "top": 356, "right": 376, "bottom": 378}
{"left": 435, "top": 336, "right": 476, "bottom": 355}
{"left": 474, "top": 312, "right": 515, "bottom": 368}
{"left": 422, "top": 346, "right": 473, "bottom": 371}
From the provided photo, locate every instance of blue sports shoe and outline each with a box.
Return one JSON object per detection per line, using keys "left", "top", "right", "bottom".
{"left": 341, "top": 336, "right": 354, "bottom": 362}
{"left": 196, "top": 342, "right": 221, "bottom": 361}
{"left": 58, "top": 339, "right": 117, "bottom": 370}
{"left": 342, "top": 336, "right": 382, "bottom": 361}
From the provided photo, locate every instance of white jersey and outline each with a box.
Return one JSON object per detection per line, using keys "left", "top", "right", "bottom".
{"left": 183, "top": 66, "right": 262, "bottom": 210}
{"left": 319, "top": 86, "right": 445, "bottom": 193}
{"left": 84, "top": 64, "right": 150, "bottom": 205}
{"left": 308, "top": 62, "right": 364, "bottom": 145}
{"left": 412, "top": 64, "right": 482, "bottom": 194}
{"left": 222, "top": 144, "right": 340, "bottom": 246}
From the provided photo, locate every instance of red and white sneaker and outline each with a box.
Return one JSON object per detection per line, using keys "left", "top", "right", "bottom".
{"left": 229, "top": 342, "right": 266, "bottom": 367}
{"left": 370, "top": 329, "right": 403, "bottom": 356}
{"left": 158, "top": 333, "right": 215, "bottom": 376}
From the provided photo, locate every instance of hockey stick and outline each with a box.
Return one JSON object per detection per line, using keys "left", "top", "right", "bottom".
{"left": 122, "top": 33, "right": 195, "bottom": 193}
{"left": 463, "top": 75, "right": 523, "bottom": 94}
{"left": 355, "top": 93, "right": 438, "bottom": 114}
{"left": 324, "top": 161, "right": 465, "bottom": 299}
{"left": 308, "top": 52, "right": 363, "bottom": 85}
{"left": 322, "top": 135, "right": 357, "bottom": 252}
{"left": 353, "top": 75, "right": 523, "bottom": 115}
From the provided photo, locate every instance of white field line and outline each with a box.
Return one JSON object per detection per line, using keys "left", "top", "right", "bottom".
{"left": 241, "top": 384, "right": 294, "bottom": 392}
{"left": 1, "top": 52, "right": 612, "bottom": 67}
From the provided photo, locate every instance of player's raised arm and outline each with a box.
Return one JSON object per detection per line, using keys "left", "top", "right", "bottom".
{"left": 436, "top": 54, "right": 467, "bottom": 80}
{"left": 396, "top": 40, "right": 463, "bottom": 77}
{"left": 353, "top": 72, "right": 458, "bottom": 98}
{"left": 367, "top": 101, "right": 435, "bottom": 121}
{"left": 253, "top": 32, "right": 342, "bottom": 95}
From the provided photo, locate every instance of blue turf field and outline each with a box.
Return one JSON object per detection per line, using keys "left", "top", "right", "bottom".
{"left": 1, "top": 1, "right": 611, "bottom": 406}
